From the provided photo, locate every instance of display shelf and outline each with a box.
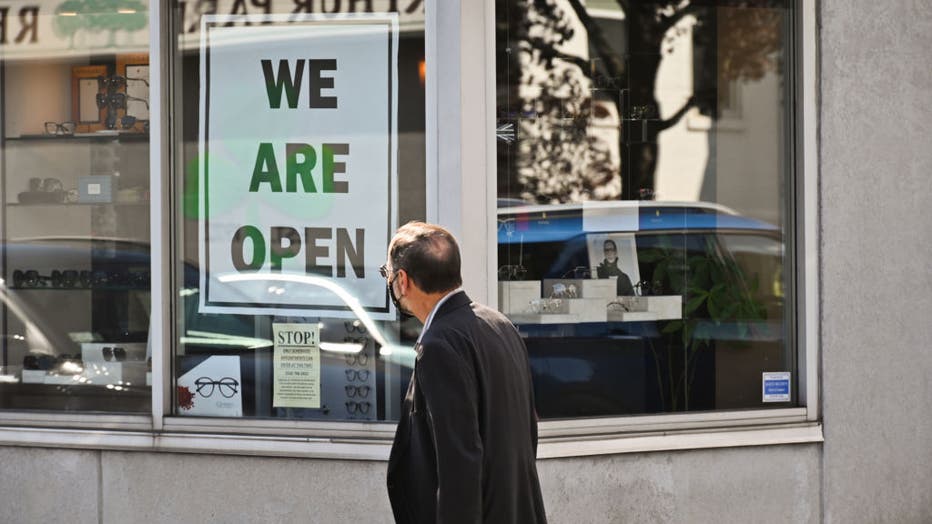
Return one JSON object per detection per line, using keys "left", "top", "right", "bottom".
{"left": 0, "top": 382, "right": 149, "bottom": 412}
{"left": 6, "top": 286, "right": 148, "bottom": 292}
{"left": 6, "top": 202, "right": 149, "bottom": 208}
{"left": 506, "top": 295, "right": 684, "bottom": 324}
{"left": 5, "top": 133, "right": 149, "bottom": 142}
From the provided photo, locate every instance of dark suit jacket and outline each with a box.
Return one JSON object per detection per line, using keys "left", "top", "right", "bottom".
{"left": 387, "top": 291, "right": 547, "bottom": 524}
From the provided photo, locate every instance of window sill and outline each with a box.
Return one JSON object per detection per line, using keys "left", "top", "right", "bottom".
{"left": 0, "top": 410, "right": 822, "bottom": 461}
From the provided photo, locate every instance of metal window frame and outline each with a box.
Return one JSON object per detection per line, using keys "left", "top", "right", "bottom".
{"left": 0, "top": 0, "right": 822, "bottom": 459}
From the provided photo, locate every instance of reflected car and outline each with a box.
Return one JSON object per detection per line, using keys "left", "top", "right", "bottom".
{"left": 0, "top": 237, "right": 153, "bottom": 411}
{"left": 498, "top": 200, "right": 787, "bottom": 418}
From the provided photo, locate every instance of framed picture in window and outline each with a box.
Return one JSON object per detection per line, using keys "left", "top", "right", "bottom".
{"left": 116, "top": 53, "right": 150, "bottom": 132}
{"left": 71, "top": 65, "right": 107, "bottom": 132}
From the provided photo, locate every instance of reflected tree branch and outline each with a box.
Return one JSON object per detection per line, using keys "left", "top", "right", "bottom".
{"left": 656, "top": 95, "right": 696, "bottom": 132}
{"left": 525, "top": 37, "right": 589, "bottom": 72}
{"left": 659, "top": 4, "right": 702, "bottom": 34}
{"left": 564, "top": 0, "right": 623, "bottom": 80}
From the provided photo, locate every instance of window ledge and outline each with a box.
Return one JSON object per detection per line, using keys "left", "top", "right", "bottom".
{"left": 537, "top": 423, "right": 823, "bottom": 459}
{"left": 0, "top": 420, "right": 822, "bottom": 461}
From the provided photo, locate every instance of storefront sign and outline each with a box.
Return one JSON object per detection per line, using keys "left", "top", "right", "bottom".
{"left": 199, "top": 13, "right": 398, "bottom": 318}
{"left": 0, "top": 0, "right": 421, "bottom": 60}
{"left": 272, "top": 323, "right": 321, "bottom": 408}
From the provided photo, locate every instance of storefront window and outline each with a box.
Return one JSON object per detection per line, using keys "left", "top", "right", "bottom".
{"left": 171, "top": 1, "right": 425, "bottom": 420}
{"left": 0, "top": 1, "right": 152, "bottom": 411}
{"left": 496, "top": 0, "right": 794, "bottom": 417}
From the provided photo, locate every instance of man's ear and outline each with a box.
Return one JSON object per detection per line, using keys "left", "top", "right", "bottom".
{"left": 396, "top": 269, "right": 409, "bottom": 293}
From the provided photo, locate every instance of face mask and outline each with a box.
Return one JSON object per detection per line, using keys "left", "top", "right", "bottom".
{"left": 388, "top": 275, "right": 411, "bottom": 317}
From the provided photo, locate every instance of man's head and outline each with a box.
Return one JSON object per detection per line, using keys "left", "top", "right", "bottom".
{"left": 603, "top": 239, "right": 618, "bottom": 263}
{"left": 382, "top": 222, "right": 462, "bottom": 320}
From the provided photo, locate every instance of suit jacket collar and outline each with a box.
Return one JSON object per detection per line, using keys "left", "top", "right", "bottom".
{"left": 432, "top": 290, "right": 471, "bottom": 322}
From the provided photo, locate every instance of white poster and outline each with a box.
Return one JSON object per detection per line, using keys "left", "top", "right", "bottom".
{"left": 273, "top": 323, "right": 321, "bottom": 408}
{"left": 198, "top": 13, "right": 398, "bottom": 319}
{"left": 177, "top": 355, "right": 243, "bottom": 417}
{"left": 586, "top": 233, "right": 641, "bottom": 296}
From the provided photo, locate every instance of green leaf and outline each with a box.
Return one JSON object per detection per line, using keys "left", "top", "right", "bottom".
{"left": 707, "top": 294, "right": 722, "bottom": 320}
{"left": 662, "top": 320, "right": 684, "bottom": 334}
{"left": 685, "top": 294, "right": 706, "bottom": 314}
{"left": 722, "top": 303, "right": 738, "bottom": 318}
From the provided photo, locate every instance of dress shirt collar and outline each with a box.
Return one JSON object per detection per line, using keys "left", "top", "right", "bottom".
{"left": 416, "top": 288, "right": 462, "bottom": 344}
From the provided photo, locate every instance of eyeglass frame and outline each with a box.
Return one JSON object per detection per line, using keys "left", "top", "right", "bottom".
{"left": 12, "top": 269, "right": 47, "bottom": 288}
{"left": 194, "top": 376, "right": 239, "bottom": 398}
{"left": 344, "top": 350, "right": 369, "bottom": 367}
{"left": 102, "top": 346, "right": 126, "bottom": 362}
{"left": 344, "top": 320, "right": 367, "bottom": 334}
{"left": 345, "top": 400, "right": 371, "bottom": 415}
{"left": 345, "top": 369, "right": 370, "bottom": 382}
{"left": 97, "top": 74, "right": 149, "bottom": 90}
{"left": 43, "top": 121, "right": 75, "bottom": 136}
{"left": 345, "top": 385, "right": 371, "bottom": 398}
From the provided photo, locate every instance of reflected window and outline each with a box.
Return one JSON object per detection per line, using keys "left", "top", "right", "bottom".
{"left": 496, "top": 0, "right": 794, "bottom": 417}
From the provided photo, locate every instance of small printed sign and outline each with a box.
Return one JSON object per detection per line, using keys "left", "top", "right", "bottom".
{"left": 762, "top": 371, "right": 791, "bottom": 402}
{"left": 272, "top": 323, "right": 321, "bottom": 408}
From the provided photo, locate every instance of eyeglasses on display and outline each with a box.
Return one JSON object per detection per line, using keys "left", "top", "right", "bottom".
{"left": 497, "top": 264, "right": 528, "bottom": 281}
{"left": 344, "top": 350, "right": 369, "bottom": 367}
{"left": 634, "top": 279, "right": 664, "bottom": 296}
{"left": 44, "top": 121, "right": 75, "bottom": 136}
{"left": 12, "top": 268, "right": 151, "bottom": 289}
{"left": 560, "top": 266, "right": 592, "bottom": 279}
{"left": 96, "top": 92, "right": 149, "bottom": 111}
{"left": 344, "top": 320, "right": 367, "bottom": 334}
{"left": 97, "top": 74, "right": 149, "bottom": 90}
{"left": 345, "top": 369, "right": 370, "bottom": 382}
{"left": 526, "top": 298, "right": 564, "bottom": 314}
{"left": 343, "top": 336, "right": 368, "bottom": 349}
{"left": 102, "top": 346, "right": 126, "bottom": 362}
{"left": 12, "top": 270, "right": 47, "bottom": 288}
{"left": 194, "top": 376, "right": 239, "bottom": 398}
{"left": 345, "top": 385, "right": 371, "bottom": 398}
{"left": 345, "top": 400, "right": 371, "bottom": 415}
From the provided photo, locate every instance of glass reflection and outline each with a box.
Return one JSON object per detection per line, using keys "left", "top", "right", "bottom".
{"left": 496, "top": 0, "right": 793, "bottom": 416}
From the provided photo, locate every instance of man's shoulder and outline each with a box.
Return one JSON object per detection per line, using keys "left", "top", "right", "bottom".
{"left": 424, "top": 299, "right": 515, "bottom": 341}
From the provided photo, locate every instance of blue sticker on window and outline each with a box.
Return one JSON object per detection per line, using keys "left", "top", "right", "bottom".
{"left": 762, "top": 372, "right": 791, "bottom": 402}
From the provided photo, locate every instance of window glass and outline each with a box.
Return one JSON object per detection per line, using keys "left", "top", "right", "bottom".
{"left": 171, "top": 1, "right": 425, "bottom": 420}
{"left": 0, "top": 2, "right": 152, "bottom": 411}
{"left": 496, "top": 0, "right": 794, "bottom": 417}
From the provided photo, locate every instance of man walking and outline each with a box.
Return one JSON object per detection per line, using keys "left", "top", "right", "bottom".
{"left": 384, "top": 222, "right": 547, "bottom": 524}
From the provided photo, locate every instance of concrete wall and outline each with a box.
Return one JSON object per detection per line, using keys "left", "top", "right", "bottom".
{"left": 819, "top": 1, "right": 932, "bottom": 523}
{"left": 0, "top": 444, "right": 820, "bottom": 523}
